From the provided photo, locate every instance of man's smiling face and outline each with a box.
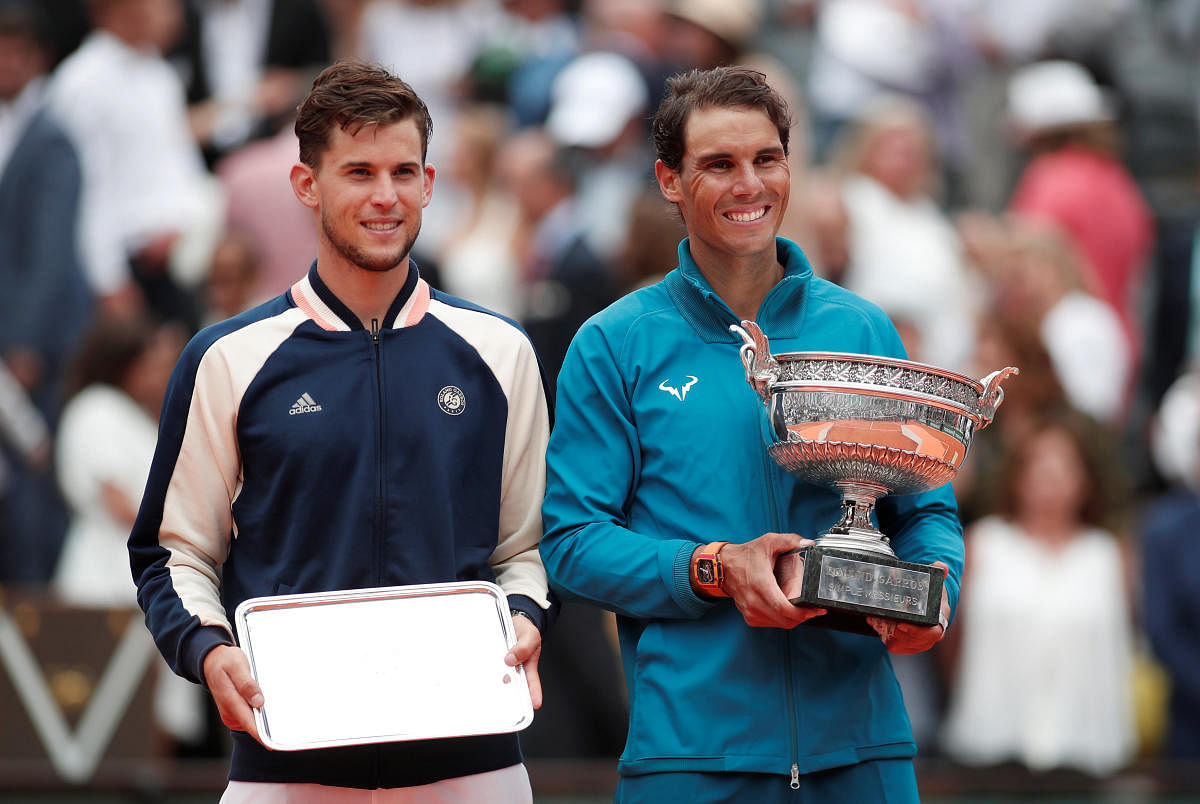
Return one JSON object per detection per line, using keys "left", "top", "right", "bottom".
{"left": 304, "top": 118, "right": 435, "bottom": 275}
{"left": 656, "top": 105, "right": 790, "bottom": 266}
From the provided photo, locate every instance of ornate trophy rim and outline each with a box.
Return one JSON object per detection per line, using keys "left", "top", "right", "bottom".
{"left": 766, "top": 350, "right": 986, "bottom": 394}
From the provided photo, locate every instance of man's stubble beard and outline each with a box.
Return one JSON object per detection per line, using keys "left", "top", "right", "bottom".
{"left": 321, "top": 207, "right": 421, "bottom": 273}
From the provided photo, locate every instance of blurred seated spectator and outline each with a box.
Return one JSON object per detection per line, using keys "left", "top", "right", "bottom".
{"left": 201, "top": 228, "right": 264, "bottom": 327}
{"left": 496, "top": 127, "right": 619, "bottom": 395}
{"left": 786, "top": 169, "right": 850, "bottom": 285}
{"left": 0, "top": 0, "right": 93, "bottom": 584}
{"left": 215, "top": 124, "right": 316, "bottom": 300}
{"left": 172, "top": 0, "right": 331, "bottom": 167}
{"left": 805, "top": 0, "right": 979, "bottom": 191}
{"left": 467, "top": 0, "right": 580, "bottom": 125}
{"left": 53, "top": 314, "right": 186, "bottom": 607}
{"left": 996, "top": 220, "right": 1133, "bottom": 425}
{"left": 1142, "top": 369, "right": 1200, "bottom": 758}
{"left": 436, "top": 103, "right": 522, "bottom": 318}
{"left": 357, "top": 0, "right": 504, "bottom": 255}
{"left": 544, "top": 48, "right": 653, "bottom": 263}
{"left": 615, "top": 186, "right": 687, "bottom": 292}
{"left": 832, "top": 95, "right": 979, "bottom": 371}
{"left": 1005, "top": 60, "right": 1154, "bottom": 367}
{"left": 661, "top": 0, "right": 804, "bottom": 127}
{"left": 52, "top": 312, "right": 205, "bottom": 746}
{"left": 940, "top": 407, "right": 1137, "bottom": 776}
{"left": 952, "top": 311, "right": 1067, "bottom": 527}
{"left": 48, "top": 0, "right": 226, "bottom": 329}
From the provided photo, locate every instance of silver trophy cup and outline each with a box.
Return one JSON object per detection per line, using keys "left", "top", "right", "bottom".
{"left": 732, "top": 320, "right": 1018, "bottom": 635}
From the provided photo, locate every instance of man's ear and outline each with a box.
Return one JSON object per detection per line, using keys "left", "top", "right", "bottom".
{"left": 655, "top": 159, "right": 682, "bottom": 203}
{"left": 290, "top": 162, "right": 319, "bottom": 210}
{"left": 421, "top": 163, "right": 436, "bottom": 208}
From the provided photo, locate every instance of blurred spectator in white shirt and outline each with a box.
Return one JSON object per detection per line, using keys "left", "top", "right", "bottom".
{"left": 48, "top": 0, "right": 225, "bottom": 327}
{"left": 832, "top": 95, "right": 979, "bottom": 371}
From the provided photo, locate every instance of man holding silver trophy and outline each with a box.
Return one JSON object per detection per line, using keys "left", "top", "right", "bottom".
{"left": 542, "top": 66, "right": 1013, "bottom": 803}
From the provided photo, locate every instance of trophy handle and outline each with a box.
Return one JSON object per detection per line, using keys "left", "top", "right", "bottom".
{"left": 975, "top": 366, "right": 1020, "bottom": 428}
{"left": 730, "top": 320, "right": 778, "bottom": 403}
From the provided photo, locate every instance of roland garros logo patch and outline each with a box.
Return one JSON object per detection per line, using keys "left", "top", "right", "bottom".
{"left": 438, "top": 386, "right": 466, "bottom": 415}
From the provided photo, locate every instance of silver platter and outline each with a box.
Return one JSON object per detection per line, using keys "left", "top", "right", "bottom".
{"left": 233, "top": 581, "right": 533, "bottom": 751}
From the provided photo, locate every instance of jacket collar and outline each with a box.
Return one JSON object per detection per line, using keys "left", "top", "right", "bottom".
{"left": 288, "top": 260, "right": 429, "bottom": 332}
{"left": 665, "top": 237, "right": 814, "bottom": 344}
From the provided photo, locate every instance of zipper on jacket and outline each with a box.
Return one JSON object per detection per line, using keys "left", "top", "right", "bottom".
{"left": 371, "top": 317, "right": 385, "bottom": 588}
{"left": 784, "top": 630, "right": 801, "bottom": 789}
{"left": 763, "top": 450, "right": 801, "bottom": 789}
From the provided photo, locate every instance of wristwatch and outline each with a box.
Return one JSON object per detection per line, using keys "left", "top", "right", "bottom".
{"left": 690, "top": 541, "right": 730, "bottom": 598}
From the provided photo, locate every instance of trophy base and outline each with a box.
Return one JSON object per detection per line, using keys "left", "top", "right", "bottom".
{"left": 775, "top": 545, "right": 945, "bottom": 637}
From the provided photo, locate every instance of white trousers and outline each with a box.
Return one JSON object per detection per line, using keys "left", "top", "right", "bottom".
{"left": 220, "top": 763, "right": 532, "bottom": 803}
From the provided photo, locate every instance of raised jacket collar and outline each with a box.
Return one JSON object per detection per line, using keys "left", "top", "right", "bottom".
{"left": 664, "top": 237, "right": 815, "bottom": 344}
{"left": 288, "top": 260, "right": 429, "bottom": 332}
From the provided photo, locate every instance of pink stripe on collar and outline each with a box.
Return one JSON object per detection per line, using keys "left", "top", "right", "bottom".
{"left": 291, "top": 281, "right": 338, "bottom": 331}
{"left": 402, "top": 279, "right": 431, "bottom": 328}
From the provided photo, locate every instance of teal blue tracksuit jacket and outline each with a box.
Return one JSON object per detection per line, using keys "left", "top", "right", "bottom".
{"left": 541, "top": 237, "right": 964, "bottom": 782}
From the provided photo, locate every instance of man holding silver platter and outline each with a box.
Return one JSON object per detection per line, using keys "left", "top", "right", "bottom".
{"left": 541, "top": 66, "right": 993, "bottom": 803}
{"left": 130, "top": 61, "right": 552, "bottom": 801}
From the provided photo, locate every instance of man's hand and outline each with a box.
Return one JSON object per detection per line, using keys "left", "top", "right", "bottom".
{"left": 203, "top": 644, "right": 264, "bottom": 744}
{"left": 719, "top": 533, "right": 827, "bottom": 629}
{"left": 504, "top": 615, "right": 543, "bottom": 709}
{"left": 867, "top": 561, "right": 951, "bottom": 654}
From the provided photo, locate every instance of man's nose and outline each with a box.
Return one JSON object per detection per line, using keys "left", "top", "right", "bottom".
{"left": 370, "top": 176, "right": 399, "bottom": 207}
{"left": 732, "top": 163, "right": 765, "bottom": 195}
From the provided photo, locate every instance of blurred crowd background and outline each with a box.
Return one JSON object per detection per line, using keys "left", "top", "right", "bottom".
{"left": 4, "top": 0, "right": 1200, "bottom": 795}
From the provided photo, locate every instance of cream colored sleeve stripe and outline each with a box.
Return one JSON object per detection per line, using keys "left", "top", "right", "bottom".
{"left": 159, "top": 310, "right": 309, "bottom": 635}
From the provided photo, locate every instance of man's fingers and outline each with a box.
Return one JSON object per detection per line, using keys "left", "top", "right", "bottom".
{"left": 236, "top": 675, "right": 265, "bottom": 709}
{"left": 504, "top": 617, "right": 543, "bottom": 709}
{"left": 522, "top": 650, "right": 543, "bottom": 710}
{"left": 203, "top": 645, "right": 265, "bottom": 743}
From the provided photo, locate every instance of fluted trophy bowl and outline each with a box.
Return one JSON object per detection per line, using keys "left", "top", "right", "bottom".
{"left": 733, "top": 320, "right": 1018, "bottom": 633}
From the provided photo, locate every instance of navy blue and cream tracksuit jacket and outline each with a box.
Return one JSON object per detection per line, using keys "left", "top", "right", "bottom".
{"left": 129, "top": 262, "right": 552, "bottom": 789}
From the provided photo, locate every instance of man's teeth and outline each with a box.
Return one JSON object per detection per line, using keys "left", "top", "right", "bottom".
{"left": 364, "top": 222, "right": 398, "bottom": 231}
{"left": 726, "top": 208, "right": 767, "bottom": 223}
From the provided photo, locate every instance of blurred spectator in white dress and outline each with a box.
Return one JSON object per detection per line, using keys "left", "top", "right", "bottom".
{"left": 53, "top": 315, "right": 186, "bottom": 607}
{"left": 53, "top": 313, "right": 205, "bottom": 746}
{"left": 941, "top": 407, "right": 1137, "bottom": 776}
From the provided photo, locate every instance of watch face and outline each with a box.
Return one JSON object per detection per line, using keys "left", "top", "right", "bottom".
{"left": 696, "top": 558, "right": 717, "bottom": 585}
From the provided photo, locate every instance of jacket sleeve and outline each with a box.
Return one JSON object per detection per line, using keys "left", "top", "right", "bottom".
{"left": 878, "top": 483, "right": 965, "bottom": 618}
{"left": 488, "top": 330, "right": 554, "bottom": 631}
{"left": 541, "top": 321, "right": 714, "bottom": 622}
{"left": 129, "top": 334, "right": 242, "bottom": 684}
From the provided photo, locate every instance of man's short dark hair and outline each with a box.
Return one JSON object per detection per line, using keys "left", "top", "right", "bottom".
{"left": 652, "top": 66, "right": 792, "bottom": 171}
{"left": 295, "top": 60, "right": 433, "bottom": 168}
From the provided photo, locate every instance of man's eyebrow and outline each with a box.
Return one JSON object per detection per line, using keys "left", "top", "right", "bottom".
{"left": 337, "top": 159, "right": 421, "bottom": 170}
{"left": 692, "top": 146, "right": 785, "bottom": 163}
